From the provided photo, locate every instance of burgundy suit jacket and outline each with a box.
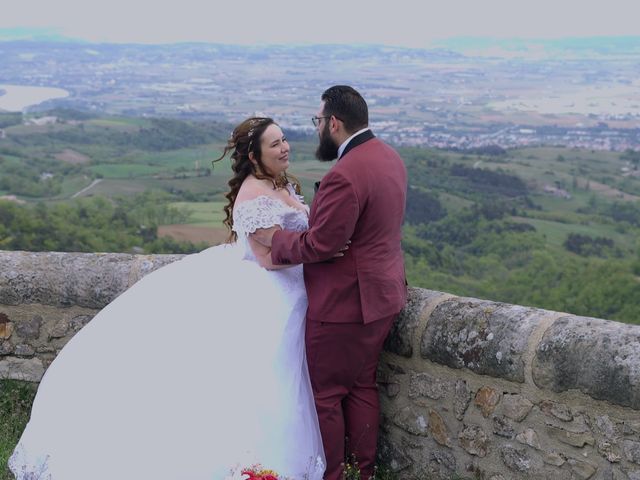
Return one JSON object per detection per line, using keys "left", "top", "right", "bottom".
{"left": 271, "top": 130, "right": 408, "bottom": 324}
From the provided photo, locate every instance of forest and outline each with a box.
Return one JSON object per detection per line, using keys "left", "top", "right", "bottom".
{"left": 1, "top": 110, "right": 639, "bottom": 324}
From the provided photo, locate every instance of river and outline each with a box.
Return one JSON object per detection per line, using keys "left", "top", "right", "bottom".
{"left": 0, "top": 84, "right": 70, "bottom": 112}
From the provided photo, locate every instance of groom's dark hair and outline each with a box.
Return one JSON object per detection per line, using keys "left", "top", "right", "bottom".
{"left": 321, "top": 85, "right": 368, "bottom": 133}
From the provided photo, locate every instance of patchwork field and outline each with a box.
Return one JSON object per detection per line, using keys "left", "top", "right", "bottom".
{"left": 2, "top": 111, "right": 640, "bottom": 322}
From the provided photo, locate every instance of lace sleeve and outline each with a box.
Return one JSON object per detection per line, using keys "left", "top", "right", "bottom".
{"left": 232, "top": 195, "right": 285, "bottom": 237}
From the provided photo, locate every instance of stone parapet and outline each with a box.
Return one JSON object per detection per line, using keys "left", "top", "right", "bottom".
{"left": 380, "top": 287, "right": 640, "bottom": 479}
{"left": 1, "top": 251, "right": 639, "bottom": 479}
{"left": 0, "top": 250, "right": 184, "bottom": 308}
{"left": 0, "top": 250, "right": 184, "bottom": 380}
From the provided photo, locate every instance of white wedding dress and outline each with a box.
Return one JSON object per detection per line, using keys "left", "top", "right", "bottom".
{"left": 9, "top": 190, "right": 325, "bottom": 480}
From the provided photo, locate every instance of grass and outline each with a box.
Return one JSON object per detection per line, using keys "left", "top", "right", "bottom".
{"left": 56, "top": 175, "right": 97, "bottom": 198}
{"left": 0, "top": 380, "right": 37, "bottom": 480}
{"left": 132, "top": 145, "right": 227, "bottom": 170}
{"left": 513, "top": 214, "right": 635, "bottom": 251}
{"left": 343, "top": 455, "right": 479, "bottom": 480}
{"left": 169, "top": 201, "right": 226, "bottom": 227}
{"left": 88, "top": 163, "right": 167, "bottom": 178}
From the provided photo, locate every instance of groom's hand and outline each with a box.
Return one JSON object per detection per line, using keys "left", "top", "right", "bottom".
{"left": 251, "top": 225, "right": 282, "bottom": 247}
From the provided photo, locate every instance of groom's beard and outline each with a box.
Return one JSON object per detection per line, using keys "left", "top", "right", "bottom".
{"left": 315, "top": 123, "right": 339, "bottom": 162}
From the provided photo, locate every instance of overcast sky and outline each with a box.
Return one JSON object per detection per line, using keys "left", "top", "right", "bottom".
{"left": 1, "top": 0, "right": 638, "bottom": 47}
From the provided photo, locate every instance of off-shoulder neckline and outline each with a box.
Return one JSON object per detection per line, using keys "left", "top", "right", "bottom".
{"left": 235, "top": 194, "right": 308, "bottom": 216}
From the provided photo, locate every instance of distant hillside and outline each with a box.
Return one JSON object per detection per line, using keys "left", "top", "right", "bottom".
{"left": 400, "top": 145, "right": 640, "bottom": 324}
{"left": 1, "top": 111, "right": 640, "bottom": 323}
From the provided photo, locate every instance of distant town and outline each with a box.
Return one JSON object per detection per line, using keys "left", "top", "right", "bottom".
{"left": 1, "top": 40, "right": 639, "bottom": 151}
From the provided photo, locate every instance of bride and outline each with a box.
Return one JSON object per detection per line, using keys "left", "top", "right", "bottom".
{"left": 9, "top": 117, "right": 326, "bottom": 480}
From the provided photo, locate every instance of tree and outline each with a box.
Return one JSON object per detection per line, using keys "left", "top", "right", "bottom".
{"left": 621, "top": 149, "right": 640, "bottom": 170}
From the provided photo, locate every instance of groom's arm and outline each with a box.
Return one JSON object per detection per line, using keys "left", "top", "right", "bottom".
{"left": 271, "top": 171, "right": 359, "bottom": 265}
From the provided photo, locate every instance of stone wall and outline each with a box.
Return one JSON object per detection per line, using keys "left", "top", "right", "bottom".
{"left": 379, "top": 289, "right": 640, "bottom": 479}
{"left": 0, "top": 251, "right": 183, "bottom": 381}
{"left": 1, "top": 250, "right": 640, "bottom": 479}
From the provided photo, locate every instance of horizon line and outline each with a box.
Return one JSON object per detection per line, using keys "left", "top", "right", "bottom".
{"left": 1, "top": 29, "right": 640, "bottom": 50}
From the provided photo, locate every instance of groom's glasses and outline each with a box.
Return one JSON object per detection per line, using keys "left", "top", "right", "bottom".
{"left": 311, "top": 116, "right": 330, "bottom": 127}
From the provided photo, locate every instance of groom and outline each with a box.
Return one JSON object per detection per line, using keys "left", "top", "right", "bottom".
{"left": 253, "top": 85, "right": 407, "bottom": 480}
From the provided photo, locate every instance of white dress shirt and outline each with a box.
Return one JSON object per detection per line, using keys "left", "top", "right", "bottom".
{"left": 337, "top": 127, "right": 370, "bottom": 160}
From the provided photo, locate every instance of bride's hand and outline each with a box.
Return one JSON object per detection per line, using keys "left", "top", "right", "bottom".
{"left": 333, "top": 240, "right": 351, "bottom": 258}
{"left": 251, "top": 225, "right": 282, "bottom": 247}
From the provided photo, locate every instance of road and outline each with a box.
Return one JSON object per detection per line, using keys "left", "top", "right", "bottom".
{"left": 70, "top": 179, "right": 102, "bottom": 199}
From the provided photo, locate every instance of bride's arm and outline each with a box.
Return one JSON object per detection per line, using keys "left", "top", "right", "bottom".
{"left": 248, "top": 233, "right": 295, "bottom": 270}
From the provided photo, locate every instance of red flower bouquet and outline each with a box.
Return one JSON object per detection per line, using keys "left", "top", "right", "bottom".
{"left": 240, "top": 464, "right": 282, "bottom": 480}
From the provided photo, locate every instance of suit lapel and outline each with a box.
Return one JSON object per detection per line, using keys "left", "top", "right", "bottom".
{"left": 339, "top": 129, "right": 375, "bottom": 160}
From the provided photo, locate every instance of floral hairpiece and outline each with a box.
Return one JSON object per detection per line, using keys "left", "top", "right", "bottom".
{"left": 246, "top": 118, "right": 265, "bottom": 151}
{"left": 247, "top": 117, "right": 266, "bottom": 140}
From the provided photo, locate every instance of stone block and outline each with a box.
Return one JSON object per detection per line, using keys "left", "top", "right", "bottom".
{"left": 498, "top": 394, "right": 533, "bottom": 422}
{"left": 0, "top": 341, "right": 13, "bottom": 355}
{"left": 428, "top": 447, "right": 456, "bottom": 472}
{"left": 624, "top": 421, "right": 640, "bottom": 435}
{"left": 598, "top": 465, "right": 629, "bottom": 480}
{"left": 0, "top": 312, "right": 13, "bottom": 339}
{"left": 595, "top": 415, "right": 620, "bottom": 441}
{"left": 384, "top": 383, "right": 401, "bottom": 398}
{"left": 454, "top": 379, "right": 471, "bottom": 420}
{"left": 377, "top": 362, "right": 404, "bottom": 399}
{"left": 0, "top": 356, "right": 45, "bottom": 381}
{"left": 385, "top": 288, "right": 444, "bottom": 357}
{"left": 545, "top": 412, "right": 590, "bottom": 434}
{"left": 35, "top": 345, "right": 55, "bottom": 354}
{"left": 568, "top": 458, "right": 597, "bottom": 479}
{"left": 69, "top": 315, "right": 93, "bottom": 332}
{"left": 393, "top": 406, "right": 429, "bottom": 436}
{"left": 421, "top": 297, "right": 546, "bottom": 382}
{"left": 49, "top": 314, "right": 94, "bottom": 339}
{"left": 49, "top": 319, "right": 70, "bottom": 338}
{"left": 474, "top": 386, "right": 501, "bottom": 417}
{"left": 459, "top": 424, "right": 489, "bottom": 457}
{"left": 543, "top": 451, "right": 566, "bottom": 467}
{"left": 15, "top": 315, "right": 43, "bottom": 340}
{"left": 547, "top": 424, "right": 595, "bottom": 448}
{"left": 408, "top": 372, "right": 449, "bottom": 400}
{"left": 624, "top": 440, "right": 640, "bottom": 465}
{"left": 14, "top": 344, "right": 35, "bottom": 357}
{"left": 598, "top": 440, "right": 622, "bottom": 463}
{"left": 376, "top": 435, "right": 413, "bottom": 473}
{"left": 428, "top": 409, "right": 452, "bottom": 447}
{"left": 532, "top": 315, "right": 640, "bottom": 410}
{"left": 539, "top": 399, "right": 573, "bottom": 421}
{"left": 516, "top": 428, "right": 542, "bottom": 450}
{"left": 492, "top": 415, "right": 516, "bottom": 439}
{"left": 0, "top": 251, "right": 184, "bottom": 308}
{"left": 420, "top": 447, "right": 458, "bottom": 479}
{"left": 500, "top": 444, "right": 534, "bottom": 472}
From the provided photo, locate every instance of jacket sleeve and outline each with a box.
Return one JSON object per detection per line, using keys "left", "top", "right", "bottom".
{"left": 271, "top": 170, "right": 359, "bottom": 265}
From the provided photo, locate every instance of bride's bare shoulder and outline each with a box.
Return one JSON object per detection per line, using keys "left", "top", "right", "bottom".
{"left": 235, "top": 176, "right": 275, "bottom": 205}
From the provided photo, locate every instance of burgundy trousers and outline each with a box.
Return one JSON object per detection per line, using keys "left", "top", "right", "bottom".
{"left": 305, "top": 314, "right": 396, "bottom": 480}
